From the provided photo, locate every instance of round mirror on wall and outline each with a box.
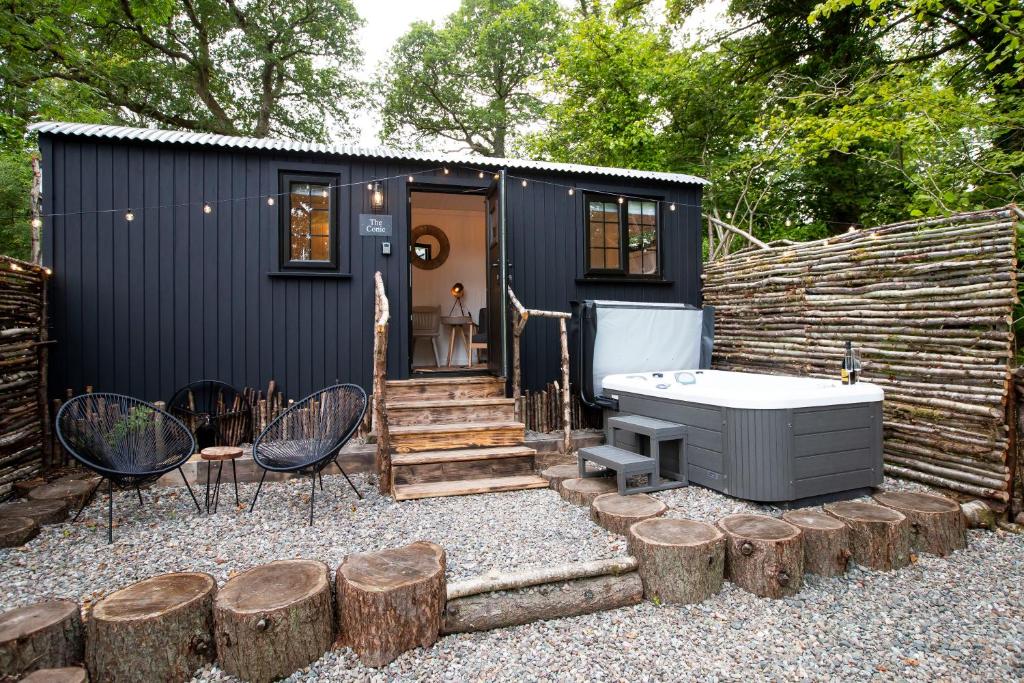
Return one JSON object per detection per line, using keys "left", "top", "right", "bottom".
{"left": 411, "top": 224, "right": 450, "bottom": 270}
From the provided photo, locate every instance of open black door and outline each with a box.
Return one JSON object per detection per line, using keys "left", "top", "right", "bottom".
{"left": 485, "top": 174, "right": 508, "bottom": 377}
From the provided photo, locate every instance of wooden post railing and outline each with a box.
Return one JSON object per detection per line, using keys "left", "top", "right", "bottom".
{"left": 508, "top": 287, "right": 572, "bottom": 455}
{"left": 372, "top": 271, "right": 392, "bottom": 495}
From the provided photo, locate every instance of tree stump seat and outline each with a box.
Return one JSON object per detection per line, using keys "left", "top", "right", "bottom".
{"left": 824, "top": 500, "right": 910, "bottom": 571}
{"left": 86, "top": 572, "right": 216, "bottom": 682}
{"left": 782, "top": 509, "right": 851, "bottom": 577}
{"left": 541, "top": 464, "right": 605, "bottom": 492}
{"left": 0, "top": 599, "right": 83, "bottom": 678}
{"left": 0, "top": 499, "right": 68, "bottom": 526}
{"left": 628, "top": 517, "right": 725, "bottom": 604}
{"left": 717, "top": 514, "right": 803, "bottom": 599}
{"left": 0, "top": 516, "right": 39, "bottom": 548}
{"left": 590, "top": 493, "right": 667, "bottom": 535}
{"left": 873, "top": 491, "right": 966, "bottom": 556}
{"left": 215, "top": 560, "right": 334, "bottom": 683}
{"left": 21, "top": 667, "right": 88, "bottom": 683}
{"left": 337, "top": 541, "right": 446, "bottom": 668}
{"left": 559, "top": 477, "right": 616, "bottom": 507}
{"left": 27, "top": 478, "right": 97, "bottom": 510}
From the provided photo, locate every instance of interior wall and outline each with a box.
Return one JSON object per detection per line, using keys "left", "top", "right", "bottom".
{"left": 410, "top": 192, "right": 487, "bottom": 366}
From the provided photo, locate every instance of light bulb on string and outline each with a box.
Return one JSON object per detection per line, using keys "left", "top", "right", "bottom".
{"left": 568, "top": 188, "right": 574, "bottom": 196}
{"left": 366, "top": 183, "right": 373, "bottom": 191}
{"left": 43, "top": 267, "right": 52, "bottom": 276}
{"left": 618, "top": 196, "right": 624, "bottom": 204}
{"left": 669, "top": 204, "right": 676, "bottom": 211}
{"left": 203, "top": 203, "right": 213, "bottom": 214}
{"left": 267, "top": 196, "right": 275, "bottom": 206}
{"left": 521, "top": 179, "right": 527, "bottom": 187}
{"left": 443, "top": 168, "right": 450, "bottom": 175}
{"left": 124, "top": 210, "right": 135, "bottom": 222}
{"left": 478, "top": 171, "right": 485, "bottom": 179}
{"left": 408, "top": 176, "right": 414, "bottom": 183}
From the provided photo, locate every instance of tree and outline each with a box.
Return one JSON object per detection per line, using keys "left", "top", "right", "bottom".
{"left": 378, "top": 0, "right": 564, "bottom": 156}
{"left": 0, "top": 0, "right": 364, "bottom": 141}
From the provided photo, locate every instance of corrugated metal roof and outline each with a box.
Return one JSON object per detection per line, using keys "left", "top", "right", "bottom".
{"left": 29, "top": 121, "right": 708, "bottom": 186}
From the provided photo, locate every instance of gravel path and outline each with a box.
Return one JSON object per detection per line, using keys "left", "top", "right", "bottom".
{"left": 2, "top": 475, "right": 1022, "bottom": 681}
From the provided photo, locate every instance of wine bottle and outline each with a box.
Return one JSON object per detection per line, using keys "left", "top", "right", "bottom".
{"left": 841, "top": 341, "right": 852, "bottom": 385}
{"left": 850, "top": 343, "right": 859, "bottom": 384}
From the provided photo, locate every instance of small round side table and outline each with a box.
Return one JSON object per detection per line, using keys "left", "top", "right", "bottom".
{"left": 200, "top": 446, "right": 243, "bottom": 513}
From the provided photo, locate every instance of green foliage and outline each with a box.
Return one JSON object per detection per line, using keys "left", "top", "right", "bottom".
{"left": 0, "top": 149, "right": 32, "bottom": 259}
{"left": 106, "top": 406, "right": 154, "bottom": 448}
{"left": 378, "top": 0, "right": 564, "bottom": 156}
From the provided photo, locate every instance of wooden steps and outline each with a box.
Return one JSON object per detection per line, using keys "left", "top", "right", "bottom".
{"left": 383, "top": 376, "right": 543, "bottom": 501}
{"left": 393, "top": 475, "right": 549, "bottom": 501}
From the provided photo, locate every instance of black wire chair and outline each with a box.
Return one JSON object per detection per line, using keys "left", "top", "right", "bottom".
{"left": 55, "top": 393, "right": 202, "bottom": 543}
{"left": 167, "top": 380, "right": 249, "bottom": 450}
{"left": 249, "top": 383, "right": 367, "bottom": 525}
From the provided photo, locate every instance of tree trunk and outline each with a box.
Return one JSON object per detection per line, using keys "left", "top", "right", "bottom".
{"left": 590, "top": 492, "right": 667, "bottom": 536}
{"left": 540, "top": 464, "right": 580, "bottom": 491}
{"left": 782, "top": 509, "right": 851, "bottom": 577}
{"left": 446, "top": 557, "right": 638, "bottom": 600}
{"left": 0, "top": 516, "right": 39, "bottom": 547}
{"left": 336, "top": 541, "right": 445, "bottom": 668}
{"left": 559, "top": 477, "right": 616, "bottom": 507}
{"left": 86, "top": 572, "right": 215, "bottom": 682}
{"left": 0, "top": 600, "right": 83, "bottom": 677}
{"left": 442, "top": 573, "right": 643, "bottom": 634}
{"left": 873, "top": 491, "right": 967, "bottom": 556}
{"left": 0, "top": 500, "right": 68, "bottom": 525}
{"left": 214, "top": 560, "right": 334, "bottom": 683}
{"left": 717, "top": 514, "right": 803, "bottom": 599}
{"left": 824, "top": 501, "right": 910, "bottom": 571}
{"left": 21, "top": 667, "right": 87, "bottom": 683}
{"left": 628, "top": 518, "right": 725, "bottom": 604}
{"left": 27, "top": 478, "right": 98, "bottom": 510}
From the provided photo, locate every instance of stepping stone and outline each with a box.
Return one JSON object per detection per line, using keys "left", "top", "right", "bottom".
{"left": 28, "top": 478, "right": 97, "bottom": 510}
{"left": 21, "top": 667, "right": 87, "bottom": 683}
{"left": 590, "top": 492, "right": 667, "bottom": 535}
{"left": 824, "top": 500, "right": 910, "bottom": 571}
{"left": 628, "top": 518, "right": 725, "bottom": 605}
{"left": 215, "top": 560, "right": 333, "bottom": 683}
{"left": 873, "top": 491, "right": 966, "bottom": 556}
{"left": 718, "top": 514, "right": 803, "bottom": 599}
{"left": 0, "top": 499, "right": 69, "bottom": 526}
{"left": 0, "top": 516, "right": 39, "bottom": 548}
{"left": 541, "top": 464, "right": 606, "bottom": 492}
{"left": 782, "top": 509, "right": 851, "bottom": 577}
{"left": 86, "top": 572, "right": 216, "bottom": 682}
{"left": 337, "top": 541, "right": 446, "bottom": 668}
{"left": 559, "top": 477, "right": 616, "bottom": 507}
{"left": 0, "top": 599, "right": 84, "bottom": 677}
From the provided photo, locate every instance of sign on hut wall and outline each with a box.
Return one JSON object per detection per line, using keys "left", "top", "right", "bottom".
{"left": 358, "top": 214, "right": 392, "bottom": 237}
{"left": 703, "top": 207, "right": 1021, "bottom": 507}
{"left": 0, "top": 256, "right": 49, "bottom": 499}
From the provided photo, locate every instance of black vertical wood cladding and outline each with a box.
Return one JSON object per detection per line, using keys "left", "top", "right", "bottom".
{"left": 40, "top": 135, "right": 703, "bottom": 401}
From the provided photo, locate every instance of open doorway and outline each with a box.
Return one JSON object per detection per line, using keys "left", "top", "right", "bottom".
{"left": 409, "top": 190, "right": 488, "bottom": 374}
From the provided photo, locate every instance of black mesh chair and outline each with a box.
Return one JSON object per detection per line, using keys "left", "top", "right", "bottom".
{"left": 167, "top": 380, "right": 249, "bottom": 450}
{"left": 249, "top": 383, "right": 367, "bottom": 525}
{"left": 55, "top": 393, "right": 202, "bottom": 542}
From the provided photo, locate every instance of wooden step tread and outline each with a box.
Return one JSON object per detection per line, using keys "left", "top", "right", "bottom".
{"left": 394, "top": 475, "right": 549, "bottom": 501}
{"left": 389, "top": 421, "right": 523, "bottom": 435}
{"left": 393, "top": 446, "right": 536, "bottom": 466}
{"left": 387, "top": 376, "right": 504, "bottom": 387}
{"left": 607, "top": 415, "right": 687, "bottom": 438}
{"left": 388, "top": 398, "right": 515, "bottom": 410}
{"left": 581, "top": 445, "right": 655, "bottom": 467}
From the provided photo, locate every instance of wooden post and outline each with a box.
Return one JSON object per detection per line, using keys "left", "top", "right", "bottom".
{"left": 372, "top": 272, "right": 391, "bottom": 495}
{"left": 559, "top": 316, "right": 571, "bottom": 454}
{"left": 30, "top": 157, "right": 42, "bottom": 266}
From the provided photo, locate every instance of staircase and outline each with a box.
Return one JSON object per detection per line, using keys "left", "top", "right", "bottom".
{"left": 383, "top": 376, "right": 548, "bottom": 501}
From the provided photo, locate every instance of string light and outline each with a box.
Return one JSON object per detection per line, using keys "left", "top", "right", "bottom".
{"left": 408, "top": 176, "right": 414, "bottom": 183}
{"left": 443, "top": 168, "right": 450, "bottom": 175}
{"left": 203, "top": 203, "right": 213, "bottom": 214}
{"left": 568, "top": 188, "right": 574, "bottom": 196}
{"left": 366, "top": 183, "right": 373, "bottom": 190}
{"left": 43, "top": 267, "right": 52, "bottom": 276}
{"left": 521, "top": 179, "right": 528, "bottom": 187}
{"left": 618, "top": 196, "right": 625, "bottom": 204}
{"left": 478, "top": 171, "right": 485, "bottom": 179}
{"left": 669, "top": 204, "right": 676, "bottom": 211}
{"left": 31, "top": 217, "right": 42, "bottom": 229}
{"left": 266, "top": 196, "right": 275, "bottom": 206}
{"left": 125, "top": 210, "right": 135, "bottom": 222}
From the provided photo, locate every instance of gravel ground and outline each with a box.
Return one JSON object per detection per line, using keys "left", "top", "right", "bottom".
{"left": 2, "top": 475, "right": 1022, "bottom": 681}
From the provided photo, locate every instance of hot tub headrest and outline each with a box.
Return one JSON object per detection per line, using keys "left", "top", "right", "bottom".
{"left": 570, "top": 300, "right": 715, "bottom": 409}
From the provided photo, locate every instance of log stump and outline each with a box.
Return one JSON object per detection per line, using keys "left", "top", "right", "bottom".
{"left": 717, "top": 514, "right": 803, "bottom": 599}
{"left": 215, "top": 560, "right": 334, "bottom": 683}
{"left": 337, "top": 541, "right": 445, "bottom": 668}
{"left": 0, "top": 500, "right": 68, "bottom": 526}
{"left": 590, "top": 493, "right": 667, "bottom": 536}
{"left": 782, "top": 509, "right": 851, "bottom": 577}
{"left": 21, "top": 667, "right": 88, "bottom": 683}
{"left": 873, "top": 491, "right": 966, "bottom": 556}
{"left": 824, "top": 500, "right": 910, "bottom": 571}
{"left": 560, "top": 477, "right": 616, "bottom": 507}
{"left": 628, "top": 518, "right": 725, "bottom": 604}
{"left": 0, "top": 516, "right": 39, "bottom": 548}
{"left": 28, "top": 479, "right": 97, "bottom": 510}
{"left": 12, "top": 477, "right": 46, "bottom": 499}
{"left": 0, "top": 600, "right": 83, "bottom": 677}
{"left": 86, "top": 572, "right": 216, "bottom": 682}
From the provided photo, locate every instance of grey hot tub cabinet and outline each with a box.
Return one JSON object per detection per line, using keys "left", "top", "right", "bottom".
{"left": 605, "top": 390, "right": 883, "bottom": 503}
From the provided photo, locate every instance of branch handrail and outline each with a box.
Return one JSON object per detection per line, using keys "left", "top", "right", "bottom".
{"left": 372, "top": 271, "right": 392, "bottom": 495}
{"left": 508, "top": 286, "right": 572, "bottom": 455}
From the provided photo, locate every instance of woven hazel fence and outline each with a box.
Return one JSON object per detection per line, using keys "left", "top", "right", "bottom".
{"left": 0, "top": 256, "right": 49, "bottom": 498}
{"left": 703, "top": 206, "right": 1022, "bottom": 506}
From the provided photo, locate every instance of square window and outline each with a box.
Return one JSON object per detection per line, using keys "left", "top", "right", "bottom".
{"left": 585, "top": 194, "right": 660, "bottom": 277}
{"left": 279, "top": 173, "right": 339, "bottom": 270}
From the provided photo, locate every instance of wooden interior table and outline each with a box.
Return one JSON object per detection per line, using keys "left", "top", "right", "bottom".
{"left": 440, "top": 315, "right": 474, "bottom": 367}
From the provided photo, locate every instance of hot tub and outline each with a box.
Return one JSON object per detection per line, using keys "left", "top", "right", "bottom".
{"left": 601, "top": 370, "right": 884, "bottom": 503}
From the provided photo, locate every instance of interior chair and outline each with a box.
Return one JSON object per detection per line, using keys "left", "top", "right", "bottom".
{"left": 55, "top": 393, "right": 202, "bottom": 543}
{"left": 249, "top": 383, "right": 367, "bottom": 525}
{"left": 470, "top": 307, "right": 488, "bottom": 365}
{"left": 411, "top": 305, "right": 441, "bottom": 367}
{"left": 167, "top": 379, "right": 249, "bottom": 450}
